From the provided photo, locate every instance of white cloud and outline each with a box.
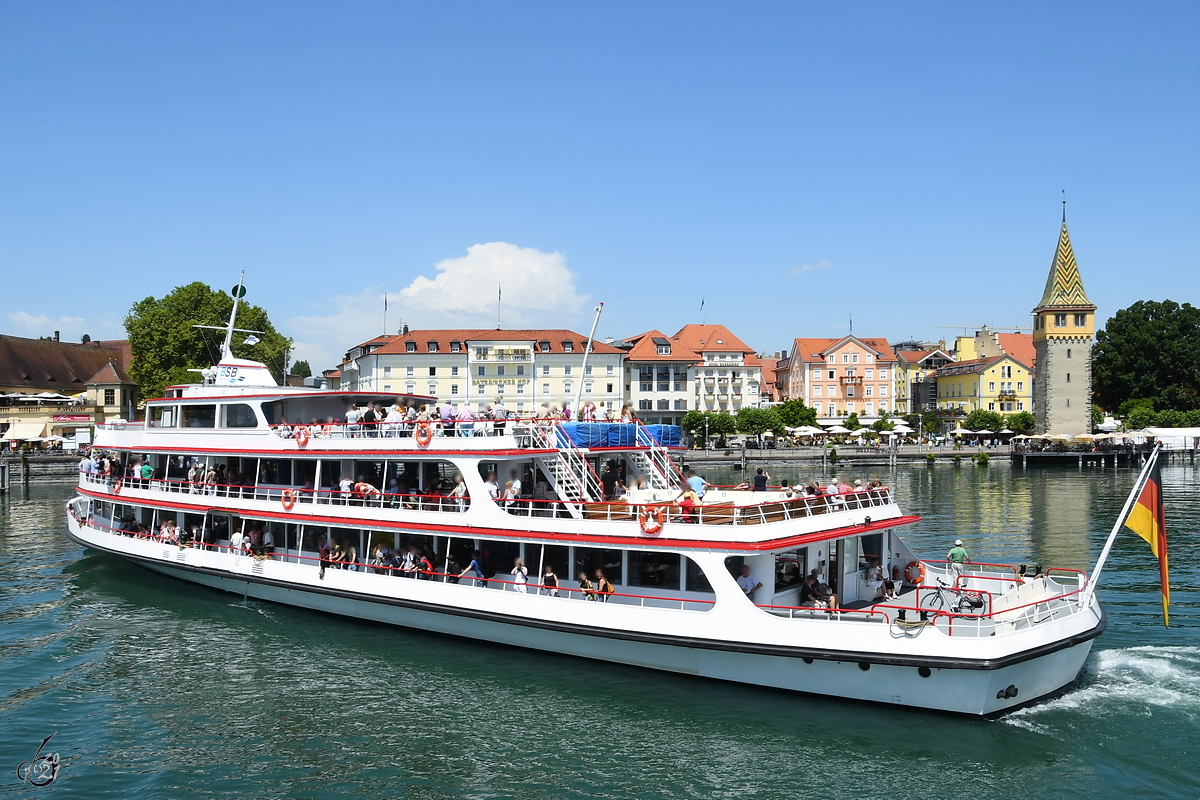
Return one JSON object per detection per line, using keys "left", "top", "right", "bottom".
{"left": 790, "top": 260, "right": 833, "bottom": 276}
{"left": 286, "top": 242, "right": 587, "bottom": 371}
{"left": 401, "top": 242, "right": 583, "bottom": 318}
{"left": 7, "top": 311, "right": 87, "bottom": 341}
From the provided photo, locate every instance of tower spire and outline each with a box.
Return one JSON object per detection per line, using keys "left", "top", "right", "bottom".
{"left": 1035, "top": 208, "right": 1092, "bottom": 310}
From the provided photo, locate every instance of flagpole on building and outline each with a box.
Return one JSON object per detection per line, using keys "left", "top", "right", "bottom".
{"left": 384, "top": 293, "right": 388, "bottom": 336}
{"left": 1082, "top": 443, "right": 1161, "bottom": 604}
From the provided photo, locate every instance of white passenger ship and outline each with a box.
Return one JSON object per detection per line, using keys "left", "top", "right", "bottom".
{"left": 64, "top": 308, "right": 1108, "bottom": 717}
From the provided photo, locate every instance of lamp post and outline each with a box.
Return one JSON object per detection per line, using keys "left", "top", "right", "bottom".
{"left": 704, "top": 416, "right": 709, "bottom": 450}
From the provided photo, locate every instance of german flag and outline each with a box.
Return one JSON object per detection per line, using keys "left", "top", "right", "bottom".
{"left": 1125, "top": 456, "right": 1170, "bottom": 627}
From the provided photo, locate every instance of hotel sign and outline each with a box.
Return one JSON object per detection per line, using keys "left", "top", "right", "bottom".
{"left": 53, "top": 415, "right": 92, "bottom": 422}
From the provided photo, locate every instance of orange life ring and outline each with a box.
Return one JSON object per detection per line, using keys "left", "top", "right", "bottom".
{"left": 905, "top": 561, "right": 926, "bottom": 584}
{"left": 638, "top": 505, "right": 666, "bottom": 535}
{"left": 295, "top": 426, "right": 310, "bottom": 447}
{"left": 414, "top": 421, "right": 433, "bottom": 447}
{"left": 281, "top": 489, "right": 296, "bottom": 511}
{"left": 111, "top": 478, "right": 122, "bottom": 495}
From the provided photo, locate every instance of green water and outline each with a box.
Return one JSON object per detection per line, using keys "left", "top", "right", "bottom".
{"left": 2, "top": 463, "right": 1198, "bottom": 799}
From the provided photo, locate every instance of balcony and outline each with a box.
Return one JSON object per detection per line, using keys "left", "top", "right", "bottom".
{"left": 997, "top": 391, "right": 1016, "bottom": 400}
{"left": 840, "top": 376, "right": 863, "bottom": 386}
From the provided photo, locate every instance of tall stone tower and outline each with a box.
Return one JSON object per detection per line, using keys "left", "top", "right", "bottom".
{"left": 1032, "top": 208, "right": 1096, "bottom": 435}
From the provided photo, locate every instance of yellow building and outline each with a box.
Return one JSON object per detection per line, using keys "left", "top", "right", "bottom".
{"left": 894, "top": 348, "right": 954, "bottom": 414}
{"left": 931, "top": 354, "right": 1033, "bottom": 417}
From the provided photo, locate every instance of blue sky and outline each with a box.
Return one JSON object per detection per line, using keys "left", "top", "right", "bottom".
{"left": 2, "top": 2, "right": 1197, "bottom": 369}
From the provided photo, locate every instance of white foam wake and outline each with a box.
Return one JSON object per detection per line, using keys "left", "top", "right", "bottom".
{"left": 1006, "top": 645, "right": 1200, "bottom": 726}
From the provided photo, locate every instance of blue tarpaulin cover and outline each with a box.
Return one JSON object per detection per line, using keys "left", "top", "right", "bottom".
{"left": 604, "top": 424, "right": 638, "bottom": 447}
{"left": 645, "top": 424, "right": 682, "bottom": 447}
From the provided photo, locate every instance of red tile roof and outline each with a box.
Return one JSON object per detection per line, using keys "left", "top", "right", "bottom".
{"left": 369, "top": 329, "right": 624, "bottom": 356}
{"left": 930, "top": 353, "right": 1032, "bottom": 378}
{"left": 620, "top": 330, "right": 703, "bottom": 363}
{"left": 789, "top": 336, "right": 898, "bottom": 364}
{"left": 996, "top": 333, "right": 1035, "bottom": 370}
{"left": 85, "top": 361, "right": 134, "bottom": 385}
{"left": 672, "top": 324, "right": 755, "bottom": 354}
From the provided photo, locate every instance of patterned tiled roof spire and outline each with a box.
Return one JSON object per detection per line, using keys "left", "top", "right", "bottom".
{"left": 1035, "top": 211, "right": 1093, "bottom": 310}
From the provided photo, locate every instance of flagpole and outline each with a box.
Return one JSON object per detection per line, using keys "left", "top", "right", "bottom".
{"left": 1082, "top": 443, "right": 1161, "bottom": 604}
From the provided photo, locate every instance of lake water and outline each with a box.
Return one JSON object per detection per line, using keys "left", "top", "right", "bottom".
{"left": 2, "top": 463, "right": 1198, "bottom": 798}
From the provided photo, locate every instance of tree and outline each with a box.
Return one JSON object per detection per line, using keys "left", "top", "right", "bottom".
{"left": 871, "top": 411, "right": 894, "bottom": 432}
{"left": 1125, "top": 405, "right": 1155, "bottom": 430}
{"left": 735, "top": 407, "right": 782, "bottom": 444}
{"left": 963, "top": 409, "right": 1004, "bottom": 432}
{"left": 708, "top": 412, "right": 737, "bottom": 444}
{"left": 1093, "top": 300, "right": 1200, "bottom": 413}
{"left": 681, "top": 410, "right": 707, "bottom": 436}
{"left": 1090, "top": 404, "right": 1104, "bottom": 428}
{"left": 921, "top": 410, "right": 941, "bottom": 435}
{"left": 125, "top": 282, "right": 292, "bottom": 400}
{"left": 843, "top": 412, "right": 862, "bottom": 430}
{"left": 292, "top": 359, "right": 312, "bottom": 378}
{"left": 80, "top": 333, "right": 91, "bottom": 343}
{"left": 1006, "top": 411, "right": 1036, "bottom": 433}
{"left": 774, "top": 399, "right": 817, "bottom": 429}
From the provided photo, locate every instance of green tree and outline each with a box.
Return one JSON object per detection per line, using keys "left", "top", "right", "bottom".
{"left": 921, "top": 410, "right": 941, "bottom": 435}
{"left": 292, "top": 359, "right": 312, "bottom": 378}
{"left": 963, "top": 409, "right": 1004, "bottom": 432}
{"left": 1126, "top": 406, "right": 1155, "bottom": 430}
{"left": 774, "top": 399, "right": 817, "bottom": 429}
{"left": 681, "top": 410, "right": 707, "bottom": 435}
{"left": 735, "top": 407, "right": 783, "bottom": 444}
{"left": 1090, "top": 404, "right": 1104, "bottom": 428}
{"left": 1154, "top": 409, "right": 1187, "bottom": 427}
{"left": 708, "top": 412, "right": 737, "bottom": 445}
{"left": 1093, "top": 300, "right": 1200, "bottom": 412}
{"left": 843, "top": 412, "right": 862, "bottom": 430}
{"left": 125, "top": 282, "right": 292, "bottom": 400}
{"left": 1006, "top": 411, "right": 1036, "bottom": 433}
{"left": 871, "top": 411, "right": 895, "bottom": 432}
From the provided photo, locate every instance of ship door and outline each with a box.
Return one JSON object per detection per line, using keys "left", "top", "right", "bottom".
{"left": 838, "top": 536, "right": 859, "bottom": 604}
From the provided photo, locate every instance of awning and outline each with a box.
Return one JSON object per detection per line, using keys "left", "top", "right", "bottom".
{"left": 1, "top": 421, "right": 48, "bottom": 441}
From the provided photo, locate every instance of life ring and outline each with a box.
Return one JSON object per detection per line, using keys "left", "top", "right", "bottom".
{"left": 638, "top": 505, "right": 666, "bottom": 535}
{"left": 905, "top": 561, "right": 926, "bottom": 585}
{"left": 111, "top": 478, "right": 122, "bottom": 495}
{"left": 295, "top": 426, "right": 310, "bottom": 447}
{"left": 281, "top": 489, "right": 296, "bottom": 511}
{"left": 414, "top": 421, "right": 433, "bottom": 447}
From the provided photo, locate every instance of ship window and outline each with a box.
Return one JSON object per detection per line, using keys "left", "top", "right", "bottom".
{"left": 529, "top": 544, "right": 570, "bottom": 581}
{"left": 182, "top": 405, "right": 216, "bottom": 428}
{"left": 222, "top": 403, "right": 258, "bottom": 428}
{"left": 149, "top": 405, "right": 177, "bottom": 428}
{"left": 574, "top": 547, "right": 623, "bottom": 585}
{"left": 257, "top": 459, "right": 293, "bottom": 487}
{"left": 628, "top": 550, "right": 681, "bottom": 590}
{"left": 775, "top": 551, "right": 806, "bottom": 591}
{"left": 679, "top": 558, "right": 710, "bottom": 593}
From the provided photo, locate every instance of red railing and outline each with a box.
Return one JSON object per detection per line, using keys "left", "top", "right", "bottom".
{"left": 73, "top": 512, "right": 714, "bottom": 611}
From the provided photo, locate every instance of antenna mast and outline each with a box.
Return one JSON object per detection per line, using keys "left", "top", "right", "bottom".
{"left": 222, "top": 271, "right": 246, "bottom": 360}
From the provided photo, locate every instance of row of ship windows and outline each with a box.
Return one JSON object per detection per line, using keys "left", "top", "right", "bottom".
{"left": 381, "top": 364, "right": 615, "bottom": 378}
{"left": 381, "top": 381, "right": 617, "bottom": 396}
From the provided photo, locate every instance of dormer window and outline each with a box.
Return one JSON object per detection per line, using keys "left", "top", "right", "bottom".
{"left": 539, "top": 340, "right": 551, "bottom": 352}
{"left": 562, "top": 341, "right": 573, "bottom": 353}
{"left": 657, "top": 345, "right": 671, "bottom": 355}
{"left": 405, "top": 341, "right": 416, "bottom": 352}
{"left": 450, "top": 341, "right": 462, "bottom": 352}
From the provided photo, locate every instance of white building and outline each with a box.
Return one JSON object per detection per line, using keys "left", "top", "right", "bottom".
{"left": 617, "top": 324, "right": 764, "bottom": 423}
{"left": 337, "top": 328, "right": 624, "bottom": 415}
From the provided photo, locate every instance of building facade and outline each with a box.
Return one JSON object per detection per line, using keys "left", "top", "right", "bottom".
{"left": 338, "top": 328, "right": 624, "bottom": 415}
{"left": 0, "top": 334, "right": 135, "bottom": 447}
{"left": 782, "top": 336, "right": 897, "bottom": 420}
{"left": 669, "top": 325, "right": 764, "bottom": 414}
{"left": 893, "top": 348, "right": 955, "bottom": 414}
{"left": 616, "top": 330, "right": 699, "bottom": 426}
{"left": 1032, "top": 212, "right": 1095, "bottom": 436}
{"left": 930, "top": 354, "right": 1033, "bottom": 417}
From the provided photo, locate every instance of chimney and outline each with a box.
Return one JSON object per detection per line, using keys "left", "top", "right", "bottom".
{"left": 54, "top": 330, "right": 60, "bottom": 341}
{"left": 402, "top": 324, "right": 409, "bottom": 335}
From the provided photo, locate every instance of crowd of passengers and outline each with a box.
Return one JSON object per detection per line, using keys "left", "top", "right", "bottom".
{"left": 273, "top": 399, "right": 639, "bottom": 439}
{"left": 669, "top": 468, "right": 890, "bottom": 522}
